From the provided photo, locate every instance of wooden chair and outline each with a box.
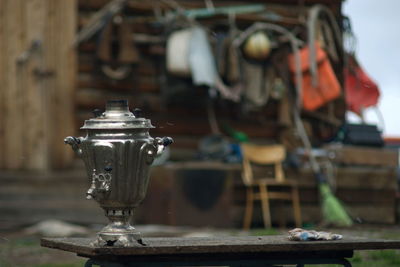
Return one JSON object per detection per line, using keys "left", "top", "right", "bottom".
{"left": 240, "top": 143, "right": 302, "bottom": 230}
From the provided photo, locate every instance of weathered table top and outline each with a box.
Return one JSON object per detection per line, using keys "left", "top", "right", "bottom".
{"left": 41, "top": 236, "right": 400, "bottom": 257}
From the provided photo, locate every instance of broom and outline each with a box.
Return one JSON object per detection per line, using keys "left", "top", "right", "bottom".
{"left": 293, "top": 110, "right": 352, "bottom": 227}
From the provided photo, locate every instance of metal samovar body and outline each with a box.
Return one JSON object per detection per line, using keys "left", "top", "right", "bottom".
{"left": 65, "top": 100, "right": 172, "bottom": 247}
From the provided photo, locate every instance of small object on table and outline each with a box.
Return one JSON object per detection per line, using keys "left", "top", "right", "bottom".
{"left": 288, "top": 228, "right": 343, "bottom": 241}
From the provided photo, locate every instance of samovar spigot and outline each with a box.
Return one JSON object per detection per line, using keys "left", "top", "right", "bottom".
{"left": 86, "top": 169, "right": 112, "bottom": 200}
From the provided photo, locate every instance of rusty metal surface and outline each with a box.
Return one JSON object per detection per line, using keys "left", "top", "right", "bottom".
{"left": 41, "top": 236, "right": 400, "bottom": 257}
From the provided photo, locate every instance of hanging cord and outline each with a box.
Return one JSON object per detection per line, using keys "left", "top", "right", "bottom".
{"left": 160, "top": 0, "right": 186, "bottom": 14}
{"left": 293, "top": 109, "right": 321, "bottom": 174}
{"left": 74, "top": 0, "right": 127, "bottom": 46}
{"left": 204, "top": 0, "right": 215, "bottom": 11}
{"left": 206, "top": 99, "right": 221, "bottom": 135}
{"left": 372, "top": 105, "right": 386, "bottom": 134}
{"left": 160, "top": 0, "right": 198, "bottom": 26}
{"left": 342, "top": 16, "right": 358, "bottom": 56}
{"left": 228, "top": 11, "right": 239, "bottom": 35}
{"left": 151, "top": 0, "right": 163, "bottom": 22}
{"left": 307, "top": 4, "right": 343, "bottom": 87}
{"left": 319, "top": 155, "right": 337, "bottom": 191}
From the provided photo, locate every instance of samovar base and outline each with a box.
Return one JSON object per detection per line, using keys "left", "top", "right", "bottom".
{"left": 91, "top": 208, "right": 144, "bottom": 247}
{"left": 92, "top": 231, "right": 143, "bottom": 247}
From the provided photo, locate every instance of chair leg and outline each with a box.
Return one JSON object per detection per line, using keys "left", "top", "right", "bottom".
{"left": 243, "top": 187, "right": 254, "bottom": 230}
{"left": 259, "top": 184, "right": 272, "bottom": 228}
{"left": 292, "top": 186, "right": 302, "bottom": 228}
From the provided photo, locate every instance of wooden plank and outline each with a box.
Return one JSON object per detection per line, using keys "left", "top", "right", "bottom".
{"left": 233, "top": 187, "right": 396, "bottom": 205}
{"left": 75, "top": 110, "right": 279, "bottom": 138}
{"left": 287, "top": 167, "right": 397, "bottom": 190}
{"left": 1, "top": 0, "right": 52, "bottom": 170}
{"left": 41, "top": 235, "right": 400, "bottom": 257}
{"left": 300, "top": 188, "right": 396, "bottom": 205}
{"left": 234, "top": 203, "right": 396, "bottom": 225}
{"left": 0, "top": 168, "right": 105, "bottom": 230}
{"left": 288, "top": 204, "right": 395, "bottom": 224}
{"left": 75, "top": 89, "right": 162, "bottom": 112}
{"left": 23, "top": 0, "right": 48, "bottom": 169}
{"left": 0, "top": 0, "right": 76, "bottom": 170}
{"left": 78, "top": 62, "right": 157, "bottom": 76}
{"left": 77, "top": 78, "right": 160, "bottom": 92}
{"left": 3, "top": 0, "right": 27, "bottom": 169}
{"left": 43, "top": 0, "right": 77, "bottom": 169}
{"left": 78, "top": 0, "right": 342, "bottom": 12}
{"left": 0, "top": 0, "right": 6, "bottom": 168}
{"left": 0, "top": 206, "right": 104, "bottom": 231}
{"left": 326, "top": 145, "right": 398, "bottom": 167}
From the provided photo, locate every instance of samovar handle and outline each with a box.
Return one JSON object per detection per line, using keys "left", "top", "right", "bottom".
{"left": 142, "top": 137, "right": 173, "bottom": 165}
{"left": 64, "top": 136, "right": 83, "bottom": 156}
{"left": 154, "top": 137, "right": 173, "bottom": 156}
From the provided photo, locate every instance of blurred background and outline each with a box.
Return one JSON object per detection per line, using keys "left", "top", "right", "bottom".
{"left": 1, "top": 0, "right": 400, "bottom": 266}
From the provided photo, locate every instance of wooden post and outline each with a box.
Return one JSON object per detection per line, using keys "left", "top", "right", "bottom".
{"left": 0, "top": 0, "right": 76, "bottom": 170}
{"left": 23, "top": 0, "right": 48, "bottom": 169}
{"left": 43, "top": 0, "right": 77, "bottom": 169}
{"left": 2, "top": 0, "right": 25, "bottom": 169}
{"left": 0, "top": 0, "right": 5, "bottom": 169}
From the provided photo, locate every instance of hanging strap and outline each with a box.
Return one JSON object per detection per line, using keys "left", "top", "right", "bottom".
{"left": 307, "top": 4, "right": 343, "bottom": 87}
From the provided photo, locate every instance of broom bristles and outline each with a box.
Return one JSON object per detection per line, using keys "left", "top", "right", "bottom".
{"left": 320, "top": 183, "right": 353, "bottom": 227}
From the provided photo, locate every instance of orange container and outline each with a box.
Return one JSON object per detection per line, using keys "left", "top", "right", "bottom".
{"left": 288, "top": 43, "right": 341, "bottom": 111}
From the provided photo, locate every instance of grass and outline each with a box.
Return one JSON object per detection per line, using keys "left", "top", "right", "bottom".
{"left": 350, "top": 250, "right": 400, "bottom": 267}
{"left": 0, "top": 235, "right": 85, "bottom": 267}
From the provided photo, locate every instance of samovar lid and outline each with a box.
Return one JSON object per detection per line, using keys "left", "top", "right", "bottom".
{"left": 81, "top": 100, "right": 155, "bottom": 129}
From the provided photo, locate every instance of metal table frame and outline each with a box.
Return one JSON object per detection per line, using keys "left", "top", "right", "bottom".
{"left": 83, "top": 255, "right": 352, "bottom": 267}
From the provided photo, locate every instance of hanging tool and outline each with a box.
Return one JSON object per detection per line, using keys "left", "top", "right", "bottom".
{"left": 233, "top": 22, "right": 351, "bottom": 226}
{"left": 97, "top": 14, "right": 139, "bottom": 80}
{"left": 293, "top": 109, "right": 352, "bottom": 226}
{"left": 307, "top": 4, "right": 343, "bottom": 87}
{"left": 74, "top": 0, "right": 127, "bottom": 46}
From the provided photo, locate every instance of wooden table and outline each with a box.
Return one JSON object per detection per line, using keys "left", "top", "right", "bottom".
{"left": 41, "top": 236, "right": 400, "bottom": 267}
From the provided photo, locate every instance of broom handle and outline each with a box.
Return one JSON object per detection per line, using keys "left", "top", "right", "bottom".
{"left": 293, "top": 109, "right": 322, "bottom": 175}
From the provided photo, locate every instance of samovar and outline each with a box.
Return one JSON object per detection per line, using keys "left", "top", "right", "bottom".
{"left": 64, "top": 100, "right": 172, "bottom": 247}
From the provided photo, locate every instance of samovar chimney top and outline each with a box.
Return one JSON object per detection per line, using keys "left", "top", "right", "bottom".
{"left": 106, "top": 100, "right": 129, "bottom": 112}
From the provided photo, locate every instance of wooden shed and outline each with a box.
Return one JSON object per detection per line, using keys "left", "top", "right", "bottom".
{"left": 1, "top": 0, "right": 398, "bottom": 229}
{"left": 0, "top": 0, "right": 346, "bottom": 170}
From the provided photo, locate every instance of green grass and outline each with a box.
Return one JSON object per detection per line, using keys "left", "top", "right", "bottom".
{"left": 0, "top": 236, "right": 85, "bottom": 267}
{"left": 351, "top": 250, "right": 400, "bottom": 267}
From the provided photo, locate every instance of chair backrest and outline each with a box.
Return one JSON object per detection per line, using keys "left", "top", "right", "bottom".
{"left": 240, "top": 143, "right": 286, "bottom": 185}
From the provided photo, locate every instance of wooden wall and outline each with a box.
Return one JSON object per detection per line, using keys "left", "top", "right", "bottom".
{"left": 1, "top": 162, "right": 394, "bottom": 231}
{"left": 140, "top": 163, "right": 398, "bottom": 227}
{"left": 0, "top": 0, "right": 344, "bottom": 169}
{"left": 0, "top": 0, "right": 77, "bottom": 170}
{"left": 76, "top": 0, "right": 345, "bottom": 161}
